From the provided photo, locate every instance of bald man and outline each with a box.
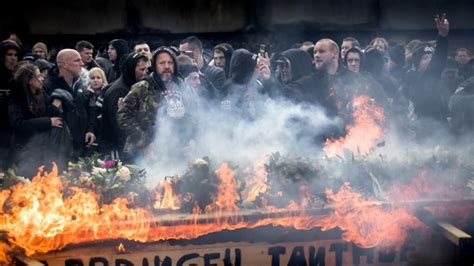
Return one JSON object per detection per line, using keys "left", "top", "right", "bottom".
{"left": 44, "top": 48, "right": 96, "bottom": 161}
{"left": 314, "top": 39, "right": 389, "bottom": 118}
{"left": 314, "top": 38, "right": 340, "bottom": 75}
{"left": 54, "top": 49, "right": 84, "bottom": 88}
{"left": 282, "top": 39, "right": 342, "bottom": 116}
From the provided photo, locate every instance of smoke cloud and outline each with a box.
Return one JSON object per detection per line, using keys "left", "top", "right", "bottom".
{"left": 139, "top": 92, "right": 342, "bottom": 187}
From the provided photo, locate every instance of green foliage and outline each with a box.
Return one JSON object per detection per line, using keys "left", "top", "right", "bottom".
{"left": 62, "top": 153, "right": 148, "bottom": 205}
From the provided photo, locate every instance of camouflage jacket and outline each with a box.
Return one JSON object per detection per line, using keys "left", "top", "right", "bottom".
{"left": 117, "top": 75, "right": 164, "bottom": 156}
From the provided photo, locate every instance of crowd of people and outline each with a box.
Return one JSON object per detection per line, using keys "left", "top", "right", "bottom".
{"left": 0, "top": 13, "right": 473, "bottom": 177}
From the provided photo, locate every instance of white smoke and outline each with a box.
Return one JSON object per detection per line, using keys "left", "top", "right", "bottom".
{"left": 139, "top": 91, "right": 342, "bottom": 187}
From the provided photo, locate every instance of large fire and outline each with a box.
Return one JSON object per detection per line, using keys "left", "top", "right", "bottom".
{"left": 4, "top": 95, "right": 466, "bottom": 264}
{"left": 0, "top": 162, "right": 424, "bottom": 263}
{"left": 0, "top": 165, "right": 150, "bottom": 259}
{"left": 324, "top": 95, "right": 385, "bottom": 158}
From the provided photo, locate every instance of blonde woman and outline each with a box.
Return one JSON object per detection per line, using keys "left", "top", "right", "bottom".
{"left": 88, "top": 67, "right": 108, "bottom": 96}
{"left": 87, "top": 67, "right": 108, "bottom": 108}
{"left": 86, "top": 67, "right": 108, "bottom": 154}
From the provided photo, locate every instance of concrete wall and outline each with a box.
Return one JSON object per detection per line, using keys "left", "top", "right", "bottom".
{"left": 2, "top": 0, "right": 474, "bottom": 35}
{"left": 2, "top": 0, "right": 474, "bottom": 54}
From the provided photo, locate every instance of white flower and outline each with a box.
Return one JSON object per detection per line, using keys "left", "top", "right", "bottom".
{"left": 116, "top": 166, "right": 131, "bottom": 182}
{"left": 17, "top": 176, "right": 31, "bottom": 184}
{"left": 193, "top": 158, "right": 208, "bottom": 166}
{"left": 91, "top": 166, "right": 107, "bottom": 176}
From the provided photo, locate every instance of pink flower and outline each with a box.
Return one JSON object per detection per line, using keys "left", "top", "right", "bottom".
{"left": 101, "top": 160, "right": 116, "bottom": 168}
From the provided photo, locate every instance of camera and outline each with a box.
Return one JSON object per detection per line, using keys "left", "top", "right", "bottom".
{"left": 259, "top": 44, "right": 266, "bottom": 56}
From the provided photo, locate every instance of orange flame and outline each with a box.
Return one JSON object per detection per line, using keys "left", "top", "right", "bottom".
{"left": 319, "top": 183, "right": 423, "bottom": 248}
{"left": 324, "top": 95, "right": 385, "bottom": 158}
{"left": 0, "top": 163, "right": 425, "bottom": 263}
{"left": 205, "top": 163, "right": 241, "bottom": 213}
{"left": 154, "top": 178, "right": 180, "bottom": 210}
{"left": 0, "top": 164, "right": 150, "bottom": 258}
{"left": 117, "top": 242, "right": 126, "bottom": 253}
{"left": 0, "top": 242, "right": 12, "bottom": 265}
{"left": 244, "top": 160, "right": 268, "bottom": 203}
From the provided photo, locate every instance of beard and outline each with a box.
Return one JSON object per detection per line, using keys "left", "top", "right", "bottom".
{"left": 160, "top": 72, "right": 173, "bottom": 82}
{"left": 315, "top": 59, "right": 328, "bottom": 70}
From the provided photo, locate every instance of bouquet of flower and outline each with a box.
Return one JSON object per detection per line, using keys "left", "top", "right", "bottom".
{"left": 63, "top": 153, "right": 148, "bottom": 206}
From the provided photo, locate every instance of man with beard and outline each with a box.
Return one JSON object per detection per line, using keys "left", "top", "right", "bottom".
{"left": 101, "top": 52, "right": 149, "bottom": 159}
{"left": 286, "top": 38, "right": 340, "bottom": 115}
{"left": 316, "top": 39, "right": 389, "bottom": 115}
{"left": 118, "top": 46, "right": 193, "bottom": 161}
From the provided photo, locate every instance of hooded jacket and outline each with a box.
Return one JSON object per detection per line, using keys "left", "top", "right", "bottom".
{"left": 108, "top": 39, "right": 130, "bottom": 83}
{"left": 277, "top": 48, "right": 313, "bottom": 84}
{"left": 220, "top": 49, "right": 265, "bottom": 119}
{"left": 0, "top": 40, "right": 21, "bottom": 132}
{"left": 213, "top": 43, "right": 234, "bottom": 78}
{"left": 226, "top": 49, "right": 257, "bottom": 86}
{"left": 102, "top": 52, "right": 148, "bottom": 154}
{"left": 363, "top": 48, "right": 400, "bottom": 106}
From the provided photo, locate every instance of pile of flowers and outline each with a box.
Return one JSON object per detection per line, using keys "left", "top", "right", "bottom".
{"left": 63, "top": 153, "right": 148, "bottom": 205}
{"left": 1, "top": 153, "right": 148, "bottom": 206}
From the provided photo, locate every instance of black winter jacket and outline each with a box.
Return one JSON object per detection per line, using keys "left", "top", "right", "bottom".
{"left": 8, "top": 83, "right": 51, "bottom": 150}
{"left": 201, "top": 63, "right": 226, "bottom": 91}
{"left": 101, "top": 52, "right": 149, "bottom": 154}
{"left": 44, "top": 68, "right": 96, "bottom": 156}
{"left": 449, "top": 77, "right": 474, "bottom": 135}
{"left": 402, "top": 35, "right": 449, "bottom": 122}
